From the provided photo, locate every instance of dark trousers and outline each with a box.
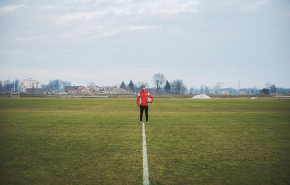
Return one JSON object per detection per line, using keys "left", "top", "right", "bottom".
{"left": 140, "top": 106, "right": 148, "bottom": 122}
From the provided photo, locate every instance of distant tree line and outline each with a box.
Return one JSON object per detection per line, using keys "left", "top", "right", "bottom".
{"left": 1, "top": 77, "right": 289, "bottom": 95}
{"left": 119, "top": 73, "right": 187, "bottom": 94}
{"left": 188, "top": 85, "right": 280, "bottom": 95}
{"left": 118, "top": 74, "right": 288, "bottom": 95}
{"left": 42, "top": 79, "right": 71, "bottom": 93}
{"left": 0, "top": 79, "right": 18, "bottom": 91}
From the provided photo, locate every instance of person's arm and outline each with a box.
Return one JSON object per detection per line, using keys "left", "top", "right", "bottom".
{"left": 137, "top": 93, "right": 140, "bottom": 106}
{"left": 149, "top": 94, "right": 153, "bottom": 103}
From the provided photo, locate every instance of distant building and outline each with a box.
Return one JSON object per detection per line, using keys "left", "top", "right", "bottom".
{"left": 145, "top": 88, "right": 157, "bottom": 94}
{"left": 26, "top": 88, "right": 42, "bottom": 94}
{"left": 64, "top": 86, "right": 82, "bottom": 93}
{"left": 64, "top": 85, "right": 133, "bottom": 94}
{"left": 239, "top": 91, "right": 246, "bottom": 95}
{"left": 0, "top": 80, "right": 4, "bottom": 90}
{"left": 217, "top": 82, "right": 225, "bottom": 89}
{"left": 18, "top": 78, "right": 41, "bottom": 92}
{"left": 220, "top": 91, "right": 229, "bottom": 95}
{"left": 265, "top": 81, "right": 271, "bottom": 89}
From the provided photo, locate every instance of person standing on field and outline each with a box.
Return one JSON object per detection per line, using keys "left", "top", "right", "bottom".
{"left": 137, "top": 85, "right": 153, "bottom": 123}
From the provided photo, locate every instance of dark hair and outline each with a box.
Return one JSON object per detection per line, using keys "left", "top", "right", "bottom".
{"left": 141, "top": 85, "right": 145, "bottom": 88}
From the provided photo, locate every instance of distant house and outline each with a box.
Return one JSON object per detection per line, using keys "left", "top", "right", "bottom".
{"left": 26, "top": 88, "right": 42, "bottom": 94}
{"left": 145, "top": 88, "right": 157, "bottom": 94}
{"left": 220, "top": 91, "right": 229, "bottom": 95}
{"left": 64, "top": 86, "right": 82, "bottom": 93}
{"left": 239, "top": 91, "right": 246, "bottom": 95}
{"left": 64, "top": 85, "right": 133, "bottom": 94}
{"left": 18, "top": 79, "right": 41, "bottom": 92}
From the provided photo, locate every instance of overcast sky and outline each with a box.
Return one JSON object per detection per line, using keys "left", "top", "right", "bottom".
{"left": 0, "top": 0, "right": 289, "bottom": 89}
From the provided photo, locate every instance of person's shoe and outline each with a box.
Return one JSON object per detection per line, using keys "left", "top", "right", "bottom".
{"left": 146, "top": 121, "right": 149, "bottom": 123}
{"left": 139, "top": 121, "right": 142, "bottom": 123}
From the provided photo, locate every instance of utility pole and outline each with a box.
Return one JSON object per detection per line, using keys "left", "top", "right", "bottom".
{"left": 238, "top": 70, "right": 241, "bottom": 95}
{"left": 18, "top": 85, "right": 20, "bottom": 98}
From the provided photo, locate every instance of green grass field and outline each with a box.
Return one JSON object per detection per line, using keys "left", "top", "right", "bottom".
{"left": 0, "top": 98, "right": 290, "bottom": 185}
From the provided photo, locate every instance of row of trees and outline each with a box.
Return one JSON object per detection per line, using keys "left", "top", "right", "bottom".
{"left": 189, "top": 85, "right": 280, "bottom": 95}
{"left": 119, "top": 73, "right": 287, "bottom": 95}
{"left": 43, "top": 79, "right": 71, "bottom": 93}
{"left": 119, "top": 73, "right": 187, "bottom": 94}
{"left": 1, "top": 77, "right": 287, "bottom": 95}
{"left": 261, "top": 85, "right": 277, "bottom": 95}
{"left": 119, "top": 80, "right": 149, "bottom": 93}
{"left": 0, "top": 80, "right": 18, "bottom": 91}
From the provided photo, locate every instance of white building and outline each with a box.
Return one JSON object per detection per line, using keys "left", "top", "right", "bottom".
{"left": 18, "top": 78, "right": 42, "bottom": 92}
{"left": 0, "top": 80, "right": 5, "bottom": 89}
{"left": 265, "top": 81, "right": 272, "bottom": 89}
{"left": 217, "top": 82, "right": 225, "bottom": 89}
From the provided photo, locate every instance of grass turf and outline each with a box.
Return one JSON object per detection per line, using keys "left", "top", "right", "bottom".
{"left": 0, "top": 98, "right": 289, "bottom": 185}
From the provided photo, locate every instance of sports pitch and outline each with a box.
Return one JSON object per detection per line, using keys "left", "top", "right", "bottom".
{"left": 0, "top": 98, "right": 290, "bottom": 185}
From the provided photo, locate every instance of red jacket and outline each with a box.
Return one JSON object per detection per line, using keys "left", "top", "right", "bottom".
{"left": 137, "top": 90, "right": 153, "bottom": 106}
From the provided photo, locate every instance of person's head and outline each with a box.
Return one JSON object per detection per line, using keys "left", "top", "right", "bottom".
{"left": 141, "top": 85, "right": 145, "bottom": 91}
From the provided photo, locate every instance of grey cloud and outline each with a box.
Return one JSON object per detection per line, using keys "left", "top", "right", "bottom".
{"left": 0, "top": 4, "right": 25, "bottom": 14}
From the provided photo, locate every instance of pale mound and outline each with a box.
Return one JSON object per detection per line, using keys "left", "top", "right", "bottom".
{"left": 192, "top": 94, "right": 211, "bottom": 99}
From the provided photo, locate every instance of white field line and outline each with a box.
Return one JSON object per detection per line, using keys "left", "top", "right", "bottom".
{"left": 142, "top": 122, "right": 150, "bottom": 185}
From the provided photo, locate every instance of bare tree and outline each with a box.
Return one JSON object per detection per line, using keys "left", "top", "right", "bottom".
{"left": 136, "top": 81, "right": 149, "bottom": 88}
{"left": 213, "top": 85, "right": 220, "bottom": 95}
{"left": 261, "top": 88, "right": 270, "bottom": 94}
{"left": 152, "top": 73, "right": 166, "bottom": 94}
{"left": 171, "top": 79, "right": 187, "bottom": 94}
{"left": 88, "top": 82, "right": 95, "bottom": 87}
{"left": 270, "top": 85, "right": 277, "bottom": 94}
{"left": 190, "top": 87, "right": 194, "bottom": 94}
